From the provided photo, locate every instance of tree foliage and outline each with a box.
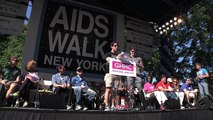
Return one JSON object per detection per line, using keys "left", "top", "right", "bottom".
{"left": 166, "top": 0, "right": 213, "bottom": 93}
{"left": 0, "top": 25, "right": 27, "bottom": 69}
{"left": 143, "top": 47, "right": 161, "bottom": 76}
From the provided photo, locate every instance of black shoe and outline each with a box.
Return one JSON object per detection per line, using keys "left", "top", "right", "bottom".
{"left": 185, "top": 103, "right": 193, "bottom": 108}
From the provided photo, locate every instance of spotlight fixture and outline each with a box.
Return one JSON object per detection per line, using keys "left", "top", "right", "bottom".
{"left": 154, "top": 15, "right": 184, "bottom": 35}
{"left": 177, "top": 18, "right": 183, "bottom": 23}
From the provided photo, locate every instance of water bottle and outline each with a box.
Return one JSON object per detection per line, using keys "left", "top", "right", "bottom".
{"left": 34, "top": 101, "right": 40, "bottom": 108}
{"left": 121, "top": 96, "right": 125, "bottom": 106}
{"left": 15, "top": 99, "right": 19, "bottom": 107}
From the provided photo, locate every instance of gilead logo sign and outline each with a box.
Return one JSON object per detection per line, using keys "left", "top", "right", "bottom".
{"left": 109, "top": 58, "right": 136, "bottom": 77}
{"left": 36, "top": 0, "right": 115, "bottom": 74}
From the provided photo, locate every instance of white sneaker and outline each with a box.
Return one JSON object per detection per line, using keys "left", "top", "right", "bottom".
{"left": 22, "top": 101, "right": 28, "bottom": 107}
{"left": 83, "top": 107, "right": 88, "bottom": 110}
{"left": 181, "top": 106, "right": 185, "bottom": 109}
{"left": 66, "top": 105, "right": 72, "bottom": 110}
{"left": 104, "top": 106, "right": 111, "bottom": 111}
{"left": 111, "top": 105, "right": 115, "bottom": 110}
{"left": 75, "top": 105, "right": 82, "bottom": 110}
{"left": 191, "top": 103, "right": 195, "bottom": 106}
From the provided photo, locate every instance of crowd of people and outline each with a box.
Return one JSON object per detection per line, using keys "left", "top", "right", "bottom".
{"left": 0, "top": 42, "right": 212, "bottom": 111}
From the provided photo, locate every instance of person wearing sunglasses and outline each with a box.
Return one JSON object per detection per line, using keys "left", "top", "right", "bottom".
{"left": 126, "top": 47, "right": 147, "bottom": 110}
{"left": 104, "top": 41, "right": 122, "bottom": 111}
{"left": 170, "top": 77, "right": 185, "bottom": 108}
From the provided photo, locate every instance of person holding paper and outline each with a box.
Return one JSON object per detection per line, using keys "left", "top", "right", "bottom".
{"left": 126, "top": 47, "right": 147, "bottom": 110}
{"left": 195, "top": 62, "right": 213, "bottom": 99}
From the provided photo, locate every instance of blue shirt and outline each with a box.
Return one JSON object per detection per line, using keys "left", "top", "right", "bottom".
{"left": 196, "top": 68, "right": 208, "bottom": 83}
{"left": 71, "top": 75, "right": 87, "bottom": 87}
{"left": 180, "top": 83, "right": 193, "bottom": 92}
{"left": 52, "top": 73, "right": 70, "bottom": 85}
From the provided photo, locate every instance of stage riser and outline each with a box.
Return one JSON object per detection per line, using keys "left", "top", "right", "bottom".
{"left": 0, "top": 108, "right": 213, "bottom": 120}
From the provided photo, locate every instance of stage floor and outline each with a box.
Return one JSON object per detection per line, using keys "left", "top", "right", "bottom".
{"left": 0, "top": 107, "right": 213, "bottom": 120}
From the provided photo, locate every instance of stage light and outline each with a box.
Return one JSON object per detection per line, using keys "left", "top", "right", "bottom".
{"left": 166, "top": 27, "right": 169, "bottom": 30}
{"left": 174, "top": 17, "right": 177, "bottom": 21}
{"left": 170, "top": 24, "right": 173, "bottom": 28}
{"left": 170, "top": 20, "right": 173, "bottom": 23}
{"left": 162, "top": 25, "right": 165, "bottom": 28}
{"left": 174, "top": 22, "right": 177, "bottom": 25}
{"left": 155, "top": 29, "right": 158, "bottom": 32}
{"left": 160, "top": 31, "right": 163, "bottom": 34}
{"left": 159, "top": 27, "right": 162, "bottom": 30}
{"left": 163, "top": 29, "right": 166, "bottom": 32}
{"left": 177, "top": 18, "right": 183, "bottom": 23}
{"left": 166, "top": 22, "right": 169, "bottom": 25}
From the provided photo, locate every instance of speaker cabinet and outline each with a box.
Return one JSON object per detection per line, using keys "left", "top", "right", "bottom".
{"left": 39, "top": 94, "right": 66, "bottom": 109}
{"left": 164, "top": 99, "right": 180, "bottom": 109}
{"left": 195, "top": 96, "right": 210, "bottom": 109}
{"left": 0, "top": 84, "right": 6, "bottom": 107}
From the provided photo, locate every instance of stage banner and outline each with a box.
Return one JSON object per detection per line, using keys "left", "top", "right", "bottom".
{"left": 36, "top": 0, "right": 115, "bottom": 74}
{"left": 109, "top": 58, "right": 136, "bottom": 77}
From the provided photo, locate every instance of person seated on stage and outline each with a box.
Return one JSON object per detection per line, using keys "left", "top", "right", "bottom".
{"left": 144, "top": 75, "right": 155, "bottom": 98}
{"left": 155, "top": 74, "right": 178, "bottom": 110}
{"left": 90, "top": 81, "right": 99, "bottom": 94}
{"left": 181, "top": 78, "right": 198, "bottom": 107}
{"left": 51, "top": 65, "right": 74, "bottom": 110}
{"left": 0, "top": 56, "right": 21, "bottom": 104}
{"left": 71, "top": 67, "right": 96, "bottom": 110}
{"left": 170, "top": 77, "right": 185, "bottom": 108}
{"left": 11, "top": 60, "right": 40, "bottom": 107}
{"left": 0, "top": 74, "right": 3, "bottom": 80}
{"left": 143, "top": 75, "right": 157, "bottom": 109}
{"left": 89, "top": 81, "right": 102, "bottom": 109}
{"left": 114, "top": 78, "right": 127, "bottom": 109}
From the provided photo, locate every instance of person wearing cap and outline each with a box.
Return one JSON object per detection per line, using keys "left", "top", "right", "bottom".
{"left": 155, "top": 74, "right": 178, "bottom": 110}
{"left": 0, "top": 56, "right": 21, "bottom": 102}
{"left": 51, "top": 65, "right": 74, "bottom": 110}
{"left": 71, "top": 67, "right": 96, "bottom": 110}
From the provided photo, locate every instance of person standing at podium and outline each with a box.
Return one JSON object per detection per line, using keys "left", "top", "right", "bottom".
{"left": 103, "top": 41, "right": 123, "bottom": 111}
{"left": 126, "top": 47, "right": 147, "bottom": 110}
